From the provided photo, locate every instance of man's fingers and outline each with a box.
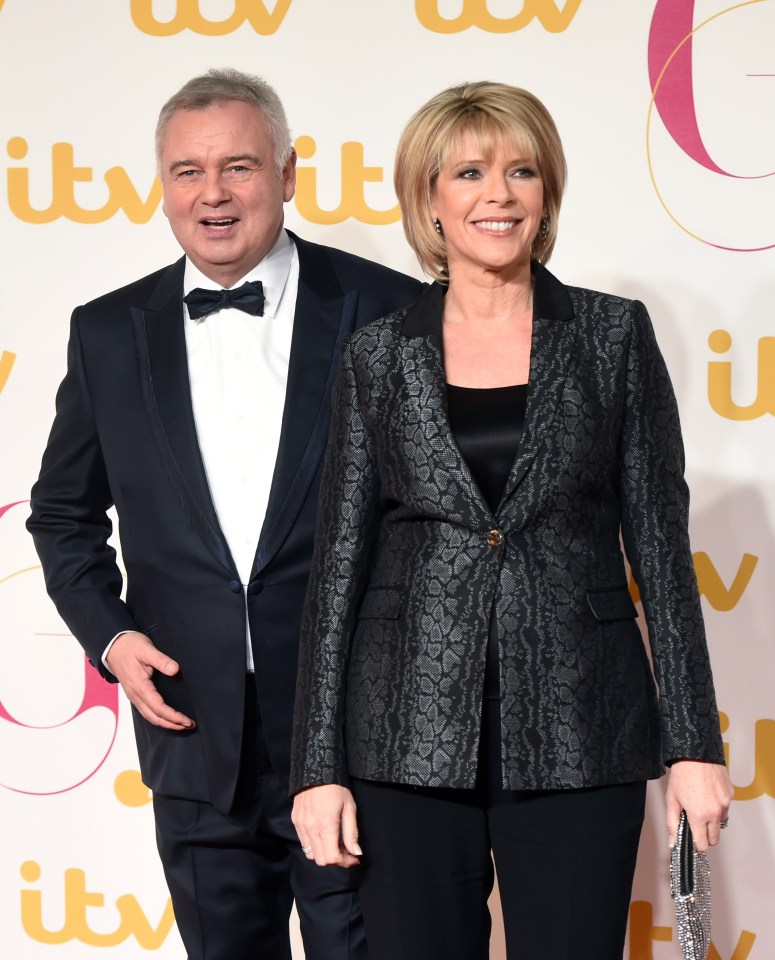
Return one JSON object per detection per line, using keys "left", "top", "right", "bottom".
{"left": 109, "top": 633, "right": 194, "bottom": 729}
{"left": 142, "top": 645, "right": 180, "bottom": 677}
{"left": 141, "top": 700, "right": 196, "bottom": 730}
{"left": 132, "top": 681, "right": 195, "bottom": 729}
{"left": 107, "top": 631, "right": 180, "bottom": 679}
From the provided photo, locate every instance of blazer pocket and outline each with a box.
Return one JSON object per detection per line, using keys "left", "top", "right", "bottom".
{"left": 586, "top": 587, "right": 638, "bottom": 621}
{"left": 357, "top": 587, "right": 403, "bottom": 620}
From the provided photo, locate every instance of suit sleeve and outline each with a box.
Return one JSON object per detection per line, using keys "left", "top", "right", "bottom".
{"left": 290, "top": 336, "right": 382, "bottom": 793}
{"left": 618, "top": 301, "right": 724, "bottom": 765}
{"left": 27, "top": 309, "right": 138, "bottom": 678}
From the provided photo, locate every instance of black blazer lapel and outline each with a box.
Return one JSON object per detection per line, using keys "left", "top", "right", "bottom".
{"left": 499, "top": 261, "right": 576, "bottom": 506}
{"left": 400, "top": 268, "right": 576, "bottom": 517}
{"left": 131, "top": 258, "right": 235, "bottom": 574}
{"left": 400, "top": 283, "right": 494, "bottom": 522}
{"left": 254, "top": 234, "right": 357, "bottom": 573}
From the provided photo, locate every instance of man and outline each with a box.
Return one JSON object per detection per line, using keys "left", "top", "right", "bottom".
{"left": 27, "top": 69, "right": 422, "bottom": 960}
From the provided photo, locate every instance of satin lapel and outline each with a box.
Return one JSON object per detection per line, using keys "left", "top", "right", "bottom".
{"left": 254, "top": 236, "right": 356, "bottom": 573}
{"left": 400, "top": 284, "right": 493, "bottom": 523}
{"left": 131, "top": 258, "right": 235, "bottom": 574}
{"left": 499, "top": 262, "right": 576, "bottom": 507}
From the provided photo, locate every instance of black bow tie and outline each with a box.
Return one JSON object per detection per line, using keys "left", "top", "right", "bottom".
{"left": 184, "top": 280, "right": 265, "bottom": 320}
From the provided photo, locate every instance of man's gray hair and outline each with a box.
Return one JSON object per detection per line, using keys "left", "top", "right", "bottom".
{"left": 155, "top": 68, "right": 292, "bottom": 175}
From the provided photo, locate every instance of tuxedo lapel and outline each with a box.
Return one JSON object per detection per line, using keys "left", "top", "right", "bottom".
{"left": 254, "top": 235, "right": 357, "bottom": 573}
{"left": 499, "top": 261, "right": 576, "bottom": 507}
{"left": 131, "top": 258, "right": 235, "bottom": 574}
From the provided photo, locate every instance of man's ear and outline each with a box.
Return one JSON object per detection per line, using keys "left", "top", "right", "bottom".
{"left": 282, "top": 149, "right": 297, "bottom": 203}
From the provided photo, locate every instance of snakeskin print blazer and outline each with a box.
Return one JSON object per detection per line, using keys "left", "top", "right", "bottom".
{"left": 290, "top": 263, "right": 724, "bottom": 794}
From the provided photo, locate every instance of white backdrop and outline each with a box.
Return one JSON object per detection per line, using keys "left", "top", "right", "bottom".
{"left": 1, "top": 1, "right": 773, "bottom": 957}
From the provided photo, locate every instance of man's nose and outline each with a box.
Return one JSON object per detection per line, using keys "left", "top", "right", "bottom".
{"left": 200, "top": 171, "right": 231, "bottom": 205}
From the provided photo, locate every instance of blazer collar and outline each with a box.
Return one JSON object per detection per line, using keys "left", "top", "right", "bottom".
{"left": 395, "top": 260, "right": 577, "bottom": 520}
{"left": 254, "top": 232, "right": 357, "bottom": 573}
{"left": 400, "top": 260, "right": 574, "bottom": 339}
{"left": 146, "top": 255, "right": 186, "bottom": 312}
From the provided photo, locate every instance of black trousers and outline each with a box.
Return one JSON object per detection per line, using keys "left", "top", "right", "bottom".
{"left": 153, "top": 678, "right": 367, "bottom": 960}
{"left": 351, "top": 701, "right": 646, "bottom": 960}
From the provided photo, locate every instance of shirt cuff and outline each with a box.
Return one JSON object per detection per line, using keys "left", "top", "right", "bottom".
{"left": 102, "top": 631, "right": 131, "bottom": 675}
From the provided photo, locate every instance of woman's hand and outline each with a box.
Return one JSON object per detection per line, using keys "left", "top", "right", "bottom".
{"left": 665, "top": 760, "right": 734, "bottom": 851}
{"left": 292, "top": 784, "right": 362, "bottom": 868}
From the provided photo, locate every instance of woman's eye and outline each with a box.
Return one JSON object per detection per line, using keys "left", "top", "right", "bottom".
{"left": 513, "top": 167, "right": 537, "bottom": 178}
{"left": 457, "top": 168, "right": 481, "bottom": 179}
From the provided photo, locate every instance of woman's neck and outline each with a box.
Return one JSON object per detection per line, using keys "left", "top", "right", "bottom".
{"left": 443, "top": 264, "right": 533, "bottom": 329}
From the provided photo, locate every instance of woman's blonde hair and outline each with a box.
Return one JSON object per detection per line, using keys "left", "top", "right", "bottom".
{"left": 394, "top": 82, "right": 567, "bottom": 281}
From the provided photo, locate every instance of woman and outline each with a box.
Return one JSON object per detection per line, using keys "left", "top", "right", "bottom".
{"left": 290, "top": 82, "right": 731, "bottom": 960}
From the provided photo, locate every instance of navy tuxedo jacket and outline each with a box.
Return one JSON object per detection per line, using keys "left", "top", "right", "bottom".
{"left": 291, "top": 264, "right": 724, "bottom": 794}
{"left": 28, "top": 232, "right": 422, "bottom": 813}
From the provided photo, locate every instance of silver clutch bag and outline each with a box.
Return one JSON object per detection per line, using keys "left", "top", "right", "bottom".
{"left": 670, "top": 810, "right": 711, "bottom": 960}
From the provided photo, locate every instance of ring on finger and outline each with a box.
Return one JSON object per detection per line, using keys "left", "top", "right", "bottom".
{"left": 720, "top": 820, "right": 729, "bottom": 830}
{"left": 302, "top": 845, "right": 313, "bottom": 855}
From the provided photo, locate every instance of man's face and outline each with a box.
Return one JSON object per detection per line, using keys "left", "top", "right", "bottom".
{"left": 160, "top": 100, "right": 296, "bottom": 288}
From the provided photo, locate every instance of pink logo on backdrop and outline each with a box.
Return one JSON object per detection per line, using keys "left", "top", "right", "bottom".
{"left": 647, "top": 0, "right": 774, "bottom": 251}
{"left": 0, "top": 500, "right": 120, "bottom": 795}
{"left": 0, "top": 656, "right": 119, "bottom": 795}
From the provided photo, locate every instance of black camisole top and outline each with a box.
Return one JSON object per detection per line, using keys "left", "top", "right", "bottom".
{"left": 445, "top": 383, "right": 528, "bottom": 514}
{"left": 446, "top": 383, "right": 528, "bottom": 700}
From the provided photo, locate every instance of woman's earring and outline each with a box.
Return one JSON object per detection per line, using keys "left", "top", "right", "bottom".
{"left": 540, "top": 216, "right": 549, "bottom": 241}
{"left": 433, "top": 218, "right": 444, "bottom": 237}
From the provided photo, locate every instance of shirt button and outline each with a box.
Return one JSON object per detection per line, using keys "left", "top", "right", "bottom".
{"left": 487, "top": 529, "right": 504, "bottom": 547}
{"left": 228, "top": 580, "right": 242, "bottom": 593}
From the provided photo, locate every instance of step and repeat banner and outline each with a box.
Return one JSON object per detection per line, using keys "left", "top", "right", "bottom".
{"left": 1, "top": 1, "right": 773, "bottom": 957}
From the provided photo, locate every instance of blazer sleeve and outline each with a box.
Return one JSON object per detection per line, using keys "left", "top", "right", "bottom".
{"left": 290, "top": 336, "right": 382, "bottom": 793}
{"left": 618, "top": 301, "right": 724, "bottom": 765}
{"left": 27, "top": 309, "right": 138, "bottom": 678}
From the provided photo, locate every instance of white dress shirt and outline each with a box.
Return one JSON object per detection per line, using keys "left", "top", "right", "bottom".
{"left": 105, "top": 229, "right": 298, "bottom": 671}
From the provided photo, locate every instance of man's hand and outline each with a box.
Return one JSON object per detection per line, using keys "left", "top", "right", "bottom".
{"left": 292, "top": 784, "right": 362, "bottom": 868}
{"left": 106, "top": 631, "right": 195, "bottom": 731}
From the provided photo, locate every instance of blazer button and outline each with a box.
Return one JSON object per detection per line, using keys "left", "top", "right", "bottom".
{"left": 228, "top": 580, "right": 242, "bottom": 594}
{"left": 487, "top": 529, "right": 504, "bottom": 547}
{"left": 249, "top": 580, "right": 263, "bottom": 595}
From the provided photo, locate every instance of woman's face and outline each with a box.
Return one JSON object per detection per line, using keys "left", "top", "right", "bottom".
{"left": 430, "top": 129, "right": 544, "bottom": 280}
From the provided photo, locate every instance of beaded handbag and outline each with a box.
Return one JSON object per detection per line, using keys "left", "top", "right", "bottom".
{"left": 670, "top": 810, "right": 711, "bottom": 960}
